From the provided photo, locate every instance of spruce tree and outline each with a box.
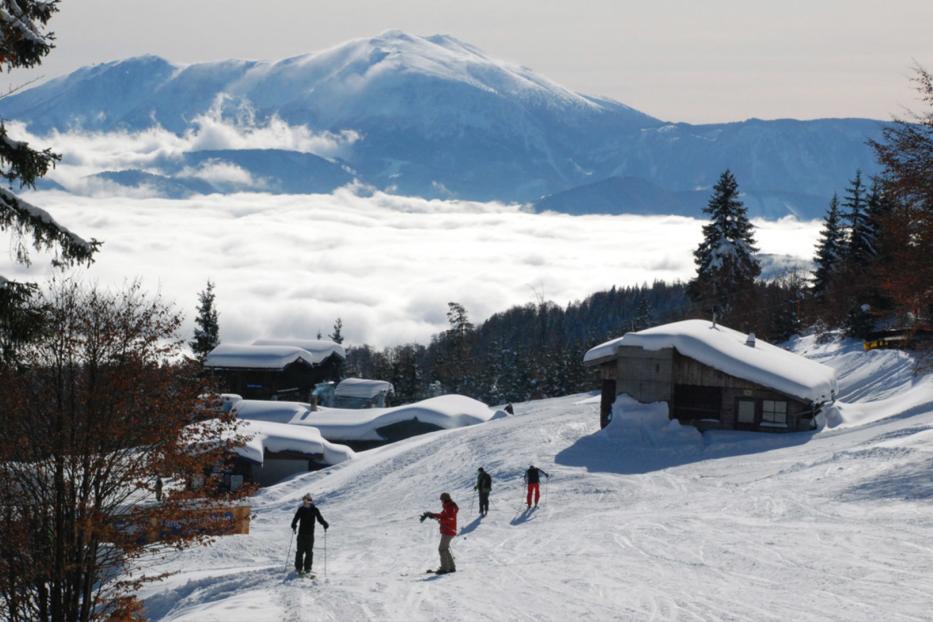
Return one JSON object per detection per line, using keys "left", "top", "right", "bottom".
{"left": 811, "top": 194, "right": 845, "bottom": 299}
{"left": 687, "top": 170, "right": 761, "bottom": 324}
{"left": 191, "top": 280, "right": 220, "bottom": 361}
{"left": 0, "top": 1, "right": 100, "bottom": 363}
{"left": 330, "top": 318, "right": 344, "bottom": 344}
{"left": 842, "top": 170, "right": 872, "bottom": 267}
{"left": 864, "top": 179, "right": 894, "bottom": 260}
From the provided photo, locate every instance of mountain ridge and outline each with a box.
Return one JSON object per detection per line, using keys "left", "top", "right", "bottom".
{"left": 1, "top": 31, "right": 884, "bottom": 218}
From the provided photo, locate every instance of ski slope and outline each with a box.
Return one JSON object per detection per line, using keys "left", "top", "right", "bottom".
{"left": 138, "top": 340, "right": 933, "bottom": 621}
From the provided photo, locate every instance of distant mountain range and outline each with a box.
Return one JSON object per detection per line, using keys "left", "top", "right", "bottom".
{"left": 2, "top": 31, "right": 885, "bottom": 219}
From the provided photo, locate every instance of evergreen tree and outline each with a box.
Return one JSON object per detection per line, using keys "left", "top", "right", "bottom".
{"left": 330, "top": 317, "right": 345, "bottom": 344}
{"left": 190, "top": 280, "right": 220, "bottom": 361}
{"left": 632, "top": 293, "right": 652, "bottom": 331}
{"left": 864, "top": 179, "right": 894, "bottom": 261}
{"left": 842, "top": 170, "right": 872, "bottom": 266}
{"left": 446, "top": 302, "right": 474, "bottom": 337}
{"left": 434, "top": 302, "right": 475, "bottom": 392}
{"left": 811, "top": 194, "right": 845, "bottom": 299}
{"left": 687, "top": 170, "right": 761, "bottom": 324}
{"left": 0, "top": 1, "right": 100, "bottom": 364}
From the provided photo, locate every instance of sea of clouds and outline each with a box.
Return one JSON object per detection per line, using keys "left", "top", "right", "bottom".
{"left": 1, "top": 109, "right": 822, "bottom": 348}
{"left": 5, "top": 188, "right": 821, "bottom": 348}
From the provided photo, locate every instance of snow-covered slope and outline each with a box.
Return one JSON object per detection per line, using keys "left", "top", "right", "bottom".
{"left": 137, "top": 341, "right": 932, "bottom": 621}
{"left": 0, "top": 31, "right": 883, "bottom": 214}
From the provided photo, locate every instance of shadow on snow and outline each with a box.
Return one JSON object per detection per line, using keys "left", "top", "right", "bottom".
{"left": 555, "top": 427, "right": 816, "bottom": 475}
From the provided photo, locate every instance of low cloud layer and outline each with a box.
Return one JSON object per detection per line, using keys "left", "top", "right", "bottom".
{"left": 6, "top": 96, "right": 359, "bottom": 192}
{"left": 4, "top": 189, "right": 821, "bottom": 348}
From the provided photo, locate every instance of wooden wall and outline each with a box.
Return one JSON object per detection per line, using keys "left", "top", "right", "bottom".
{"left": 608, "top": 346, "right": 817, "bottom": 432}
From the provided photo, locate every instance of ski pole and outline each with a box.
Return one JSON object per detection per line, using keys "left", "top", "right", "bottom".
{"left": 284, "top": 531, "right": 294, "bottom": 572}
{"left": 471, "top": 489, "right": 476, "bottom": 514}
{"left": 324, "top": 529, "right": 328, "bottom": 579}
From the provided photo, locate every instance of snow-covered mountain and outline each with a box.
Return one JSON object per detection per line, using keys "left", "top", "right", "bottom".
{"left": 1, "top": 31, "right": 884, "bottom": 217}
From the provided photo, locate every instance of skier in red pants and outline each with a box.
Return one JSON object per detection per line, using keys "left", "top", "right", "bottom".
{"left": 524, "top": 465, "right": 549, "bottom": 508}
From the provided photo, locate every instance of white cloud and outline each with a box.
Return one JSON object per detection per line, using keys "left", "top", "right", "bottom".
{"left": 178, "top": 159, "right": 258, "bottom": 187}
{"left": 5, "top": 97, "right": 359, "bottom": 193}
{"left": 6, "top": 188, "right": 822, "bottom": 349}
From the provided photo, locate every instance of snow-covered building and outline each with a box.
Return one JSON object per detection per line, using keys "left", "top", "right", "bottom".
{"left": 291, "top": 395, "right": 501, "bottom": 450}
{"left": 584, "top": 320, "right": 837, "bottom": 432}
{"left": 230, "top": 419, "right": 354, "bottom": 487}
{"left": 333, "top": 378, "right": 395, "bottom": 409}
{"left": 204, "top": 339, "right": 345, "bottom": 401}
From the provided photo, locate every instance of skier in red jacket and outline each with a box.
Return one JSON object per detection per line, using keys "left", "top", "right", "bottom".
{"left": 420, "top": 492, "right": 458, "bottom": 574}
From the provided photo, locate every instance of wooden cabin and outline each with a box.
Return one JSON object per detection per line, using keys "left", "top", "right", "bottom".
{"left": 204, "top": 339, "right": 345, "bottom": 401}
{"left": 584, "top": 320, "right": 837, "bottom": 433}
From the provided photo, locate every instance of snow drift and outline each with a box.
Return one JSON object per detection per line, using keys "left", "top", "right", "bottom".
{"left": 602, "top": 395, "right": 703, "bottom": 449}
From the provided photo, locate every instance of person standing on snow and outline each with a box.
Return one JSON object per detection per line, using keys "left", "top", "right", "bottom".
{"left": 474, "top": 467, "right": 492, "bottom": 517}
{"left": 420, "top": 492, "right": 459, "bottom": 574}
{"left": 524, "top": 465, "right": 550, "bottom": 508}
{"left": 291, "top": 493, "right": 329, "bottom": 575}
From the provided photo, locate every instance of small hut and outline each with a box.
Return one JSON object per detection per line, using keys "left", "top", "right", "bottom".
{"left": 584, "top": 320, "right": 837, "bottom": 432}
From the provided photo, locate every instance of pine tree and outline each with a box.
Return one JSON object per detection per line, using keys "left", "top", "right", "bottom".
{"left": 446, "top": 302, "right": 474, "bottom": 337}
{"left": 330, "top": 318, "right": 344, "bottom": 344}
{"left": 842, "top": 170, "right": 872, "bottom": 267}
{"left": 632, "top": 294, "right": 652, "bottom": 331}
{"left": 811, "top": 194, "right": 845, "bottom": 299}
{"left": 190, "top": 280, "right": 219, "bottom": 361}
{"left": 864, "top": 179, "right": 894, "bottom": 260}
{"left": 687, "top": 170, "right": 761, "bottom": 324}
{"left": 0, "top": 1, "right": 100, "bottom": 364}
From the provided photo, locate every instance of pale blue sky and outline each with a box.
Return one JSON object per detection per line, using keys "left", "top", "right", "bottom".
{"left": 10, "top": 0, "right": 933, "bottom": 123}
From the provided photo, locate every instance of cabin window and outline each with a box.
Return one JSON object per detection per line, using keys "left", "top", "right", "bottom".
{"left": 737, "top": 399, "right": 756, "bottom": 424}
{"left": 761, "top": 400, "right": 788, "bottom": 426}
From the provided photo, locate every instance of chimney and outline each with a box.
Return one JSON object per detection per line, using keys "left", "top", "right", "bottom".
{"left": 745, "top": 333, "right": 756, "bottom": 348}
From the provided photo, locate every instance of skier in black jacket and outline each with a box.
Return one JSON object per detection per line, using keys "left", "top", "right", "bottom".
{"left": 291, "top": 493, "right": 329, "bottom": 575}
{"left": 474, "top": 467, "right": 492, "bottom": 516}
{"left": 524, "top": 465, "right": 550, "bottom": 508}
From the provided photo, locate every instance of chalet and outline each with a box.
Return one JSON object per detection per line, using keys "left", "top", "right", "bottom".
{"left": 333, "top": 378, "right": 395, "bottom": 408}
{"left": 204, "top": 338, "right": 345, "bottom": 401}
{"left": 583, "top": 320, "right": 837, "bottom": 432}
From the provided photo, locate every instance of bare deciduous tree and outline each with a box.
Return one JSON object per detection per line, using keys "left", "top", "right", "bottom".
{"left": 0, "top": 281, "right": 248, "bottom": 621}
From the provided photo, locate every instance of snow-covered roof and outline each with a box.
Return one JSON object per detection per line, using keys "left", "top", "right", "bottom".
{"left": 334, "top": 378, "right": 395, "bottom": 399}
{"left": 234, "top": 419, "right": 354, "bottom": 466}
{"left": 233, "top": 399, "right": 312, "bottom": 423}
{"left": 584, "top": 320, "right": 837, "bottom": 403}
{"left": 252, "top": 338, "right": 346, "bottom": 360}
{"left": 204, "top": 342, "right": 343, "bottom": 370}
{"left": 290, "top": 395, "right": 499, "bottom": 442}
